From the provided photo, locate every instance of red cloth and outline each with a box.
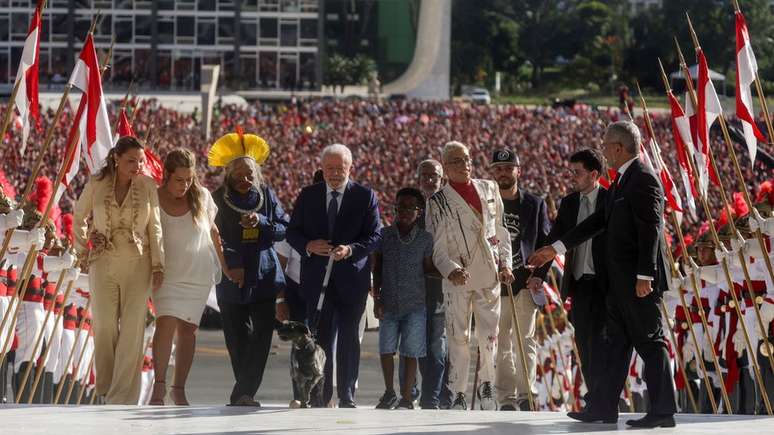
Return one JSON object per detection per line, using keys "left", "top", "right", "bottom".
{"left": 449, "top": 180, "right": 482, "bottom": 215}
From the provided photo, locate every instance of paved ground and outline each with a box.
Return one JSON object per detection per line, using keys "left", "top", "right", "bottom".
{"left": 3, "top": 404, "right": 773, "bottom": 435}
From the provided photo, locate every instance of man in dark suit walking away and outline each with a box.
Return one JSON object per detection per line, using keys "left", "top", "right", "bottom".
{"left": 286, "top": 144, "right": 382, "bottom": 408}
{"left": 546, "top": 148, "right": 608, "bottom": 402}
{"left": 529, "top": 121, "right": 677, "bottom": 428}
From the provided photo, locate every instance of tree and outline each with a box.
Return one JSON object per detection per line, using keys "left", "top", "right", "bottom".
{"left": 324, "top": 54, "right": 352, "bottom": 94}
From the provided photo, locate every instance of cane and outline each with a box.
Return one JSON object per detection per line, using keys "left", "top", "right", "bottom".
{"left": 310, "top": 256, "right": 335, "bottom": 338}
{"left": 470, "top": 348, "right": 480, "bottom": 410}
{"left": 505, "top": 281, "right": 536, "bottom": 412}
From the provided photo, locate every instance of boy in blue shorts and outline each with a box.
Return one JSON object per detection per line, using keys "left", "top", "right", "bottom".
{"left": 373, "top": 187, "right": 437, "bottom": 409}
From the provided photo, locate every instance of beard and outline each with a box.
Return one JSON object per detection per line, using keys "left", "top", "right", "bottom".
{"left": 497, "top": 178, "right": 516, "bottom": 190}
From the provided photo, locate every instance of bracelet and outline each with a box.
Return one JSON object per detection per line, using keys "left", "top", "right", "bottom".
{"left": 275, "top": 298, "right": 286, "bottom": 304}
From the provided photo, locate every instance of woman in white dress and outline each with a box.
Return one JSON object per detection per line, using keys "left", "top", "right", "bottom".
{"left": 149, "top": 149, "right": 230, "bottom": 405}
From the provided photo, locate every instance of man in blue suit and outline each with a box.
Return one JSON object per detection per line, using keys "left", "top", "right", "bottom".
{"left": 286, "top": 143, "right": 382, "bottom": 408}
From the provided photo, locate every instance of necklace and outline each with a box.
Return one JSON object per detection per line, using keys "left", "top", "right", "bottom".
{"left": 224, "top": 185, "right": 264, "bottom": 215}
{"left": 397, "top": 225, "right": 418, "bottom": 245}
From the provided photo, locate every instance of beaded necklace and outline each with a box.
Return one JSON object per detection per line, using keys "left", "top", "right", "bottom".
{"left": 223, "top": 185, "right": 264, "bottom": 215}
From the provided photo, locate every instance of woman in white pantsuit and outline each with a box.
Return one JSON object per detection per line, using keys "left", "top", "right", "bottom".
{"left": 149, "top": 149, "right": 229, "bottom": 405}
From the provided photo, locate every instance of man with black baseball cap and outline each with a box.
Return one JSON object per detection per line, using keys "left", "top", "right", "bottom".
{"left": 489, "top": 149, "right": 551, "bottom": 411}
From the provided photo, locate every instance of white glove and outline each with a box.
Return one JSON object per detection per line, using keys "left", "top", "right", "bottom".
{"left": 749, "top": 208, "right": 766, "bottom": 233}
{"left": 0, "top": 209, "right": 24, "bottom": 231}
{"left": 668, "top": 275, "right": 684, "bottom": 293}
{"left": 729, "top": 231, "right": 747, "bottom": 254}
{"left": 42, "top": 252, "right": 77, "bottom": 272}
{"left": 63, "top": 267, "right": 81, "bottom": 285}
{"left": 698, "top": 264, "right": 723, "bottom": 284}
{"left": 29, "top": 228, "right": 46, "bottom": 248}
{"left": 743, "top": 238, "right": 765, "bottom": 260}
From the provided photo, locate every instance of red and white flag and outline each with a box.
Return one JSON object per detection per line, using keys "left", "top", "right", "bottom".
{"left": 693, "top": 49, "right": 722, "bottom": 197}
{"left": 667, "top": 91, "right": 697, "bottom": 218}
{"left": 54, "top": 98, "right": 87, "bottom": 203}
{"left": 67, "top": 34, "right": 113, "bottom": 175}
{"left": 645, "top": 132, "right": 683, "bottom": 214}
{"left": 735, "top": 10, "right": 766, "bottom": 166}
{"left": 115, "top": 109, "right": 163, "bottom": 184}
{"left": 12, "top": 0, "right": 42, "bottom": 155}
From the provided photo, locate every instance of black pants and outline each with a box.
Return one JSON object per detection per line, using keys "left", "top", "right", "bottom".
{"left": 219, "top": 298, "right": 276, "bottom": 404}
{"left": 13, "top": 362, "right": 43, "bottom": 403}
{"left": 568, "top": 276, "right": 606, "bottom": 399}
{"left": 588, "top": 291, "right": 677, "bottom": 417}
{"left": 306, "top": 281, "right": 367, "bottom": 406}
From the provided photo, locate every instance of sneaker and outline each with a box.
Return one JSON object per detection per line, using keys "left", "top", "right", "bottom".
{"left": 376, "top": 390, "right": 398, "bottom": 409}
{"left": 477, "top": 381, "right": 496, "bottom": 410}
{"left": 395, "top": 398, "right": 414, "bottom": 409}
{"left": 451, "top": 392, "right": 467, "bottom": 410}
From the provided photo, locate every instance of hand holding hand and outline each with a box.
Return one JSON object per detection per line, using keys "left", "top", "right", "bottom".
{"left": 448, "top": 268, "right": 470, "bottom": 286}
{"left": 239, "top": 213, "right": 259, "bottom": 229}
{"left": 306, "top": 239, "right": 334, "bottom": 256}
{"left": 527, "top": 246, "right": 557, "bottom": 268}
{"left": 526, "top": 277, "right": 543, "bottom": 293}
{"left": 331, "top": 245, "right": 351, "bottom": 261}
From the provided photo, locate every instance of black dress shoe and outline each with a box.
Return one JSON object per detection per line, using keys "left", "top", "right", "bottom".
{"left": 625, "top": 414, "right": 675, "bottom": 428}
{"left": 338, "top": 400, "right": 357, "bottom": 408}
{"left": 567, "top": 411, "right": 617, "bottom": 424}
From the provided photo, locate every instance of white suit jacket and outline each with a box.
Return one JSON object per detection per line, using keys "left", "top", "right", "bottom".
{"left": 425, "top": 179, "right": 511, "bottom": 291}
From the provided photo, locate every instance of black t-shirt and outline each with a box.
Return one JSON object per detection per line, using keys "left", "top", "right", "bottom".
{"left": 502, "top": 196, "right": 530, "bottom": 296}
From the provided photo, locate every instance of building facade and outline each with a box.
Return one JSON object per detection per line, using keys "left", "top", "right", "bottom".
{"left": 0, "top": 0, "right": 322, "bottom": 91}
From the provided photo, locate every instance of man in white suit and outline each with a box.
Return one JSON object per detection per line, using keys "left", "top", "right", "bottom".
{"left": 425, "top": 141, "right": 513, "bottom": 410}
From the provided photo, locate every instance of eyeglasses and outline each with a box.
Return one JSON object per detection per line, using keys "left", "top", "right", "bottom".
{"left": 394, "top": 206, "right": 422, "bottom": 213}
{"left": 445, "top": 157, "right": 472, "bottom": 166}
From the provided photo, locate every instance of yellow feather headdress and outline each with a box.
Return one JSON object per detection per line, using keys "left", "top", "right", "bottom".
{"left": 208, "top": 126, "right": 270, "bottom": 167}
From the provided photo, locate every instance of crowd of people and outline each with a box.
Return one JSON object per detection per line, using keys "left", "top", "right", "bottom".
{"left": 2, "top": 99, "right": 770, "bottom": 237}
{"left": 1, "top": 98, "right": 774, "bottom": 428}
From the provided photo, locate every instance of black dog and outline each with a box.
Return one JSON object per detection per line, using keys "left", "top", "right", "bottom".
{"left": 276, "top": 321, "right": 326, "bottom": 408}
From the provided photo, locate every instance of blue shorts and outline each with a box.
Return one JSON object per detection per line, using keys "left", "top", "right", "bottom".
{"left": 379, "top": 307, "right": 427, "bottom": 358}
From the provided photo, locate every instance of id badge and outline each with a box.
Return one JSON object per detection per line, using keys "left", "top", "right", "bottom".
{"left": 242, "top": 227, "right": 260, "bottom": 242}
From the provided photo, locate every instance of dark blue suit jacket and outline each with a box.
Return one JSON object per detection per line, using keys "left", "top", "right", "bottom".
{"left": 213, "top": 185, "right": 288, "bottom": 304}
{"left": 286, "top": 181, "right": 382, "bottom": 303}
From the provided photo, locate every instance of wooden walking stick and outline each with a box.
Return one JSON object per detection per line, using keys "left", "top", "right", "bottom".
{"left": 27, "top": 275, "right": 77, "bottom": 403}
{"left": 14, "top": 268, "right": 67, "bottom": 403}
{"left": 676, "top": 28, "right": 773, "bottom": 414}
{"left": 505, "top": 281, "right": 536, "bottom": 411}
{"left": 638, "top": 78, "right": 723, "bottom": 413}
{"left": 470, "top": 347, "right": 480, "bottom": 410}
{"left": 53, "top": 295, "right": 91, "bottom": 404}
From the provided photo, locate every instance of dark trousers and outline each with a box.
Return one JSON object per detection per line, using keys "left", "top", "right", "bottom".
{"left": 587, "top": 291, "right": 677, "bottom": 417}
{"left": 0, "top": 355, "right": 8, "bottom": 403}
{"left": 307, "top": 281, "right": 367, "bottom": 405}
{"left": 569, "top": 276, "right": 606, "bottom": 399}
{"left": 219, "top": 298, "right": 276, "bottom": 404}
{"left": 13, "top": 362, "right": 43, "bottom": 403}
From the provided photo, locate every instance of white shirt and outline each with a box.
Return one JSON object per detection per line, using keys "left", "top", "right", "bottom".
{"left": 553, "top": 157, "right": 653, "bottom": 281}
{"left": 274, "top": 240, "right": 301, "bottom": 284}
{"left": 326, "top": 181, "right": 347, "bottom": 214}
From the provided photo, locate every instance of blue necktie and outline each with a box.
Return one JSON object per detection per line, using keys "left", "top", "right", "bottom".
{"left": 328, "top": 191, "right": 340, "bottom": 238}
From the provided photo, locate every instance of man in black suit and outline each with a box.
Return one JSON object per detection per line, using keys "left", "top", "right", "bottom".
{"left": 546, "top": 149, "right": 608, "bottom": 401}
{"left": 529, "top": 121, "right": 676, "bottom": 428}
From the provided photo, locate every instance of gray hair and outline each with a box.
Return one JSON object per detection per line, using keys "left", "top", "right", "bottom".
{"left": 605, "top": 121, "right": 641, "bottom": 155}
{"left": 321, "top": 143, "right": 353, "bottom": 163}
{"left": 225, "top": 156, "right": 263, "bottom": 189}
{"left": 441, "top": 141, "right": 468, "bottom": 163}
{"left": 416, "top": 159, "right": 443, "bottom": 178}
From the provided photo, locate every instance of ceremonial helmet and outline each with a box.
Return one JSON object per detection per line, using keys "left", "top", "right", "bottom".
{"left": 208, "top": 125, "right": 270, "bottom": 167}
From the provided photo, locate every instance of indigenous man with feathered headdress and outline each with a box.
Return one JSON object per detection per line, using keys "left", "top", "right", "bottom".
{"left": 208, "top": 127, "right": 288, "bottom": 406}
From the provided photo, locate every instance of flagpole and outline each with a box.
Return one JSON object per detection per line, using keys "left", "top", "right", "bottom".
{"left": 64, "top": 316, "right": 93, "bottom": 404}
{"left": 634, "top": 79, "right": 704, "bottom": 414}
{"left": 53, "top": 295, "right": 91, "bottom": 404}
{"left": 26, "top": 276, "right": 76, "bottom": 403}
{"left": 658, "top": 57, "right": 734, "bottom": 413}
{"left": 734, "top": 0, "right": 774, "bottom": 303}
{"left": 685, "top": 13, "right": 774, "bottom": 391}
{"left": 546, "top": 270, "right": 586, "bottom": 411}
{"left": 111, "top": 79, "right": 135, "bottom": 135}
{"left": 675, "top": 32, "right": 773, "bottom": 414}
{"left": 14, "top": 268, "right": 67, "bottom": 403}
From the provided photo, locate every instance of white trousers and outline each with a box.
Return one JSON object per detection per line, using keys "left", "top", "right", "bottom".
{"left": 445, "top": 285, "right": 500, "bottom": 395}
